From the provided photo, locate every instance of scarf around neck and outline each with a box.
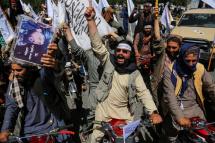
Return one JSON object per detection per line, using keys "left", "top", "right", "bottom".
{"left": 9, "top": 76, "right": 24, "bottom": 108}
{"left": 110, "top": 54, "right": 137, "bottom": 74}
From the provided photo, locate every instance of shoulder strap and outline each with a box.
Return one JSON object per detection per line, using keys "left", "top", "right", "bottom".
{"left": 194, "top": 63, "right": 205, "bottom": 104}
{"left": 129, "top": 70, "right": 140, "bottom": 86}
{"left": 95, "top": 60, "right": 115, "bottom": 103}
{"left": 170, "top": 63, "right": 177, "bottom": 88}
{"left": 169, "top": 62, "right": 183, "bottom": 96}
{"left": 128, "top": 70, "right": 141, "bottom": 114}
{"left": 128, "top": 70, "right": 144, "bottom": 119}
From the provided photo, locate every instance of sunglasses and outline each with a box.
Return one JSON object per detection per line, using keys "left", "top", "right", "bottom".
{"left": 116, "top": 49, "right": 129, "bottom": 54}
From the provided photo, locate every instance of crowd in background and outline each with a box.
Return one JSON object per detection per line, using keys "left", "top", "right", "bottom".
{"left": 0, "top": 0, "right": 215, "bottom": 143}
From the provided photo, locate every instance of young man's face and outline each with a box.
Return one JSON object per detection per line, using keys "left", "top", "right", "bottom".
{"left": 144, "top": 28, "right": 152, "bottom": 36}
{"left": 143, "top": 4, "right": 151, "bottom": 13}
{"left": 28, "top": 29, "right": 45, "bottom": 45}
{"left": 166, "top": 41, "right": 180, "bottom": 60}
{"left": 115, "top": 48, "right": 131, "bottom": 65}
{"left": 184, "top": 53, "right": 198, "bottom": 69}
{"left": 11, "top": 64, "right": 27, "bottom": 82}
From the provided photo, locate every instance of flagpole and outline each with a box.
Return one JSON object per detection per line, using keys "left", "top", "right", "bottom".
{"left": 207, "top": 42, "right": 215, "bottom": 71}
{"left": 155, "top": 0, "right": 159, "bottom": 17}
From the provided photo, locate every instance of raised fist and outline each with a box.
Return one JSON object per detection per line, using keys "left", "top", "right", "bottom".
{"left": 85, "top": 7, "right": 96, "bottom": 21}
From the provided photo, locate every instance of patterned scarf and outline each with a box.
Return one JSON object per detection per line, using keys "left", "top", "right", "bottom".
{"left": 9, "top": 76, "right": 24, "bottom": 108}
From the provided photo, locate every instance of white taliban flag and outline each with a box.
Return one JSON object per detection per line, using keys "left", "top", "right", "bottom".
{"left": 123, "top": 120, "right": 141, "bottom": 142}
{"left": 0, "top": 7, "right": 15, "bottom": 44}
{"left": 127, "top": 0, "right": 136, "bottom": 40}
{"left": 47, "top": 0, "right": 53, "bottom": 19}
{"left": 47, "top": 0, "right": 67, "bottom": 30}
{"left": 98, "top": 0, "right": 118, "bottom": 22}
{"left": 20, "top": 0, "right": 30, "bottom": 14}
{"left": 28, "top": 4, "right": 39, "bottom": 20}
{"left": 92, "top": 0, "right": 100, "bottom": 10}
{"left": 65, "top": 0, "right": 113, "bottom": 50}
{"left": 20, "top": 0, "right": 39, "bottom": 20}
{"left": 160, "top": 4, "right": 174, "bottom": 32}
{"left": 98, "top": 0, "right": 109, "bottom": 12}
{"left": 201, "top": 0, "right": 215, "bottom": 8}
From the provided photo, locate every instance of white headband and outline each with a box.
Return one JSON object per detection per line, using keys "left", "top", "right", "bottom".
{"left": 144, "top": 25, "right": 152, "bottom": 29}
{"left": 117, "top": 43, "right": 132, "bottom": 51}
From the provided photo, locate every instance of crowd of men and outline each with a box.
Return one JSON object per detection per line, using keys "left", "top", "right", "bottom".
{"left": 0, "top": 0, "right": 215, "bottom": 143}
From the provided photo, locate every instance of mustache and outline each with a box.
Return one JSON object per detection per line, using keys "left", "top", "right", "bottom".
{"left": 14, "top": 75, "right": 21, "bottom": 79}
{"left": 14, "top": 75, "right": 25, "bottom": 82}
{"left": 116, "top": 55, "right": 125, "bottom": 59}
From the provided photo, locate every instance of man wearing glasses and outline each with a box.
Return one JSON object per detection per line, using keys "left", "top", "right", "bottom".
{"left": 85, "top": 6, "right": 162, "bottom": 143}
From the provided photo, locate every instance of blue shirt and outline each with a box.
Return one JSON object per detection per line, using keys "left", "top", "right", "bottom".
{"left": 1, "top": 69, "right": 65, "bottom": 136}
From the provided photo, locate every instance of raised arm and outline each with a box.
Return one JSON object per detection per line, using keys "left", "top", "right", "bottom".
{"left": 133, "top": 33, "right": 140, "bottom": 55}
{"left": 63, "top": 24, "right": 87, "bottom": 62}
{"left": 85, "top": 7, "right": 109, "bottom": 65}
{"left": 40, "top": 43, "right": 63, "bottom": 84}
{"left": 133, "top": 33, "right": 141, "bottom": 63}
{"left": 153, "top": 7, "right": 161, "bottom": 40}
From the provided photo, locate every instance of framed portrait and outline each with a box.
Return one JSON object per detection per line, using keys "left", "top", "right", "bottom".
{"left": 11, "top": 15, "right": 54, "bottom": 66}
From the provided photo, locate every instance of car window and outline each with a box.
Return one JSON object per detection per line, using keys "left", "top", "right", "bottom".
{"left": 178, "top": 13, "right": 215, "bottom": 28}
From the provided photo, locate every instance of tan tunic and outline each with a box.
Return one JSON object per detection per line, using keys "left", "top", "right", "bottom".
{"left": 90, "top": 32, "right": 157, "bottom": 123}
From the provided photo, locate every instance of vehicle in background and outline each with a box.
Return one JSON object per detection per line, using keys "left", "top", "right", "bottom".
{"left": 171, "top": 8, "right": 215, "bottom": 71}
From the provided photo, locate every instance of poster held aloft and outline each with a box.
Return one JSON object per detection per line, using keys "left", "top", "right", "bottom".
{"left": 0, "top": 6, "right": 15, "bottom": 45}
{"left": 11, "top": 15, "right": 54, "bottom": 66}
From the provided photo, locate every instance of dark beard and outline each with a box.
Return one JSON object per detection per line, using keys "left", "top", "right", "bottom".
{"left": 144, "top": 11, "right": 150, "bottom": 16}
{"left": 115, "top": 55, "right": 130, "bottom": 67}
{"left": 15, "top": 76, "right": 26, "bottom": 84}
{"left": 15, "top": 73, "right": 35, "bottom": 87}
{"left": 144, "top": 32, "right": 151, "bottom": 36}
{"left": 110, "top": 54, "right": 137, "bottom": 74}
{"left": 166, "top": 50, "right": 179, "bottom": 61}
